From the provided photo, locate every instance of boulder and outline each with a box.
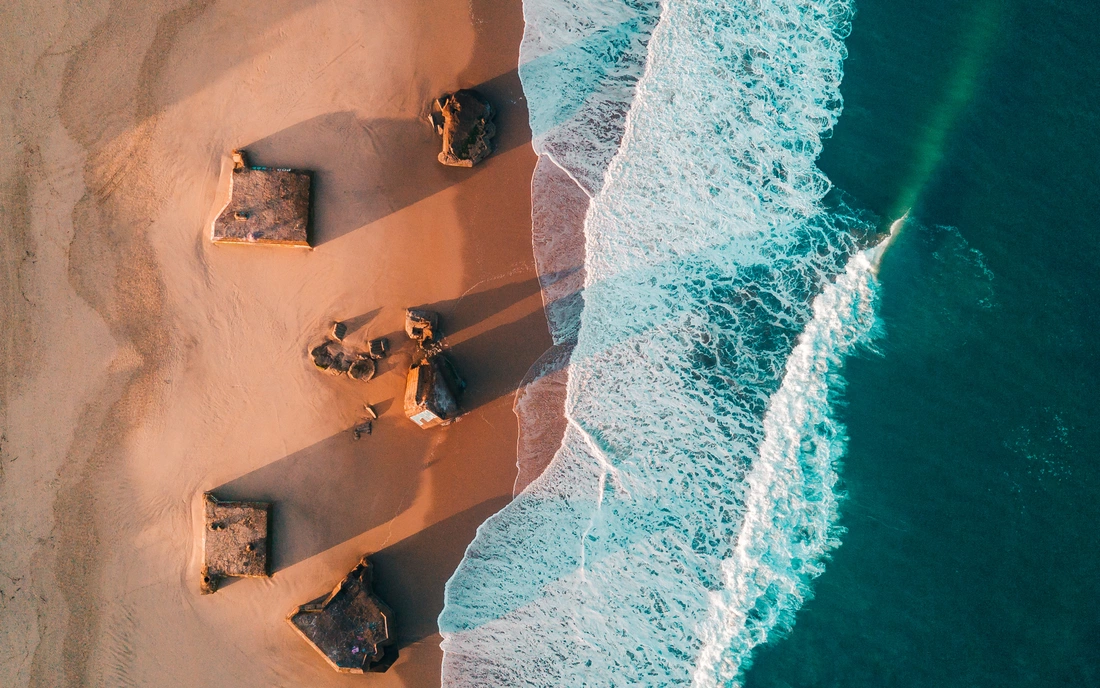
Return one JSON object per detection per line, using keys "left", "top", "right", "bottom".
{"left": 347, "top": 355, "right": 376, "bottom": 381}
{"left": 431, "top": 90, "right": 496, "bottom": 167}
{"left": 404, "top": 309, "right": 440, "bottom": 344}
{"left": 310, "top": 341, "right": 337, "bottom": 371}
{"left": 404, "top": 352, "right": 464, "bottom": 429}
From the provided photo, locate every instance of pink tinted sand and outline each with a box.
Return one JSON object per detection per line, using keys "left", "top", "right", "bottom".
{"left": 0, "top": 0, "right": 555, "bottom": 685}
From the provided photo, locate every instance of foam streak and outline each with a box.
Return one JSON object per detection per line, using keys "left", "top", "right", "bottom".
{"left": 441, "top": 0, "right": 870, "bottom": 684}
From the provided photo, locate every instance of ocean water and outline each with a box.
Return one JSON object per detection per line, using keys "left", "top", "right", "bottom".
{"left": 442, "top": 0, "right": 1099, "bottom": 684}
{"left": 743, "top": 0, "right": 1100, "bottom": 685}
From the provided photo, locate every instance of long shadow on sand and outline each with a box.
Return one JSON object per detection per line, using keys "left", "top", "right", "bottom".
{"left": 210, "top": 278, "right": 554, "bottom": 574}
{"left": 212, "top": 422, "right": 428, "bottom": 573}
{"left": 244, "top": 68, "right": 530, "bottom": 246}
{"left": 363, "top": 277, "right": 553, "bottom": 413}
{"left": 372, "top": 495, "right": 511, "bottom": 647}
{"left": 414, "top": 277, "right": 553, "bottom": 413}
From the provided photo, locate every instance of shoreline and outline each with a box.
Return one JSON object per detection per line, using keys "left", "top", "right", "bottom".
{"left": 0, "top": 1, "right": 548, "bottom": 685}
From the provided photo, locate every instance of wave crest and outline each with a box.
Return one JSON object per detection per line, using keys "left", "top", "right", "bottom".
{"left": 442, "top": 0, "right": 875, "bottom": 685}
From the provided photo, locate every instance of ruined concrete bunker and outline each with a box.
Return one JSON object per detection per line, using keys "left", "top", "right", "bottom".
{"left": 211, "top": 150, "right": 311, "bottom": 247}
{"left": 287, "top": 555, "right": 397, "bottom": 673}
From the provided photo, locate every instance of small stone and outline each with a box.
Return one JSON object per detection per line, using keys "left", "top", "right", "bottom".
{"left": 352, "top": 421, "right": 372, "bottom": 440}
{"left": 364, "top": 404, "right": 377, "bottom": 420}
{"left": 367, "top": 337, "right": 388, "bottom": 359}
{"left": 332, "top": 321, "right": 348, "bottom": 341}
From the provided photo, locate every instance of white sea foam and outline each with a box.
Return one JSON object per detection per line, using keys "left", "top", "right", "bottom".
{"left": 520, "top": 0, "right": 662, "bottom": 194}
{"left": 690, "top": 242, "right": 885, "bottom": 685}
{"left": 441, "top": 0, "right": 878, "bottom": 684}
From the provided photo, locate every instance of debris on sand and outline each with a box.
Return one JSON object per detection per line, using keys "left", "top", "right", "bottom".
{"left": 352, "top": 421, "right": 372, "bottom": 440}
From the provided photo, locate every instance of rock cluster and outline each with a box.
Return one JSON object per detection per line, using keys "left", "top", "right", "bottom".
{"left": 429, "top": 90, "right": 496, "bottom": 167}
{"left": 309, "top": 323, "right": 389, "bottom": 382}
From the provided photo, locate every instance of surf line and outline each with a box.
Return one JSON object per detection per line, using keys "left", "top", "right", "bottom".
{"left": 691, "top": 222, "right": 899, "bottom": 687}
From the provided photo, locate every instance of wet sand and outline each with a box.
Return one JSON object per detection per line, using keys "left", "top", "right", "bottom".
{"left": 0, "top": 1, "right": 550, "bottom": 685}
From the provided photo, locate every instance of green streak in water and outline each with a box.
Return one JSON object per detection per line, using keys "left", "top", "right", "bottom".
{"left": 889, "top": 0, "right": 1006, "bottom": 220}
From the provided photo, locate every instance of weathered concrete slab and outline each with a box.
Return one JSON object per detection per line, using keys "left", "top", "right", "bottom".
{"left": 211, "top": 150, "right": 311, "bottom": 247}
{"left": 287, "top": 556, "right": 397, "bottom": 673}
{"left": 201, "top": 493, "right": 272, "bottom": 594}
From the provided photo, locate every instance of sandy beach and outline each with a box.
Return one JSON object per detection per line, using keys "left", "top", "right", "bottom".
{"left": 0, "top": 0, "right": 551, "bottom": 685}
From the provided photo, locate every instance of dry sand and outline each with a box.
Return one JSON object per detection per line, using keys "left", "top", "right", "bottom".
{"left": 0, "top": 1, "right": 553, "bottom": 685}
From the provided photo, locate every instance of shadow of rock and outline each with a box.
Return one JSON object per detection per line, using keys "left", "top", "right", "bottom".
{"left": 213, "top": 420, "right": 431, "bottom": 572}
{"left": 371, "top": 495, "right": 511, "bottom": 647}
{"left": 339, "top": 308, "right": 382, "bottom": 339}
{"left": 446, "top": 309, "right": 554, "bottom": 413}
{"left": 242, "top": 69, "right": 529, "bottom": 245}
{"left": 416, "top": 277, "right": 544, "bottom": 335}
{"left": 400, "top": 278, "right": 549, "bottom": 413}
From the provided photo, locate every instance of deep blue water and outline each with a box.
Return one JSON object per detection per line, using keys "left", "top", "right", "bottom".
{"left": 745, "top": 0, "right": 1100, "bottom": 684}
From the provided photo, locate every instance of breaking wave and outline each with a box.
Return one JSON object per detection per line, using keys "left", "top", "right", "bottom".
{"left": 441, "top": 0, "right": 886, "bottom": 684}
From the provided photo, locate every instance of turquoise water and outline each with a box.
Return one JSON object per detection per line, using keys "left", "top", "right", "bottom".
{"left": 440, "top": 0, "right": 1099, "bottom": 684}
{"left": 745, "top": 0, "right": 1100, "bottom": 685}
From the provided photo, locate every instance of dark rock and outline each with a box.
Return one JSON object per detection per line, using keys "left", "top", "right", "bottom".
{"left": 329, "top": 350, "right": 354, "bottom": 375}
{"left": 404, "top": 352, "right": 463, "bottom": 429}
{"left": 287, "top": 555, "right": 397, "bottom": 673}
{"left": 200, "top": 493, "right": 271, "bottom": 594}
{"left": 347, "top": 356, "right": 376, "bottom": 381}
{"left": 332, "top": 321, "right": 348, "bottom": 340}
{"left": 352, "top": 421, "right": 372, "bottom": 440}
{"left": 310, "top": 341, "right": 337, "bottom": 371}
{"left": 367, "top": 337, "right": 388, "bottom": 359}
{"left": 432, "top": 90, "right": 496, "bottom": 167}
{"left": 211, "top": 150, "right": 311, "bottom": 247}
{"left": 404, "top": 309, "right": 440, "bottom": 344}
